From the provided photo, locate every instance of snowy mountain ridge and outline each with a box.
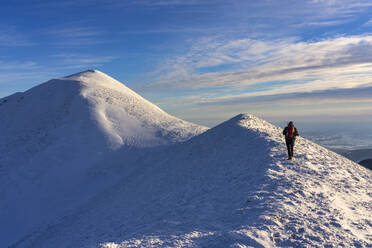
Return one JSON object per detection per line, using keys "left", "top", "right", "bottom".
{"left": 11, "top": 114, "right": 372, "bottom": 248}
{"left": 1, "top": 70, "right": 371, "bottom": 247}
{"left": 0, "top": 70, "right": 207, "bottom": 246}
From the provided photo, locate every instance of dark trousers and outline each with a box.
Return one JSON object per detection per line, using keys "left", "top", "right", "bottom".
{"left": 286, "top": 138, "right": 295, "bottom": 158}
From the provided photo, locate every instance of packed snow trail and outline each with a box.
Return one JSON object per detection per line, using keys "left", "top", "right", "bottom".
{"left": 0, "top": 70, "right": 206, "bottom": 247}
{"left": 15, "top": 114, "right": 372, "bottom": 248}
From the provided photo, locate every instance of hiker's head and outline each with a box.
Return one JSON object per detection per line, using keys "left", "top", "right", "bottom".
{"left": 288, "top": 121, "right": 294, "bottom": 127}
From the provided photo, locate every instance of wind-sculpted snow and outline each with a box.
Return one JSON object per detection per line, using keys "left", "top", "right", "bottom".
{"left": 0, "top": 70, "right": 206, "bottom": 247}
{"left": 13, "top": 114, "right": 372, "bottom": 248}
{"left": 65, "top": 70, "right": 206, "bottom": 148}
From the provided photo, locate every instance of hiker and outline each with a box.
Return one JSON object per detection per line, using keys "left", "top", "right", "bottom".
{"left": 283, "top": 121, "right": 299, "bottom": 160}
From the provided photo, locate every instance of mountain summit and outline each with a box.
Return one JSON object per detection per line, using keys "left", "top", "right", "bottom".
{"left": 0, "top": 70, "right": 206, "bottom": 246}
{"left": 10, "top": 114, "right": 372, "bottom": 248}
{"left": 61, "top": 70, "right": 206, "bottom": 148}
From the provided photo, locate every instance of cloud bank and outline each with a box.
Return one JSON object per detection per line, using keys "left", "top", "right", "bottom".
{"left": 151, "top": 35, "right": 372, "bottom": 90}
{"left": 142, "top": 34, "right": 372, "bottom": 126}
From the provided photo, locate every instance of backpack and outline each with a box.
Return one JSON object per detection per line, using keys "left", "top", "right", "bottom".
{"left": 287, "top": 126, "right": 295, "bottom": 138}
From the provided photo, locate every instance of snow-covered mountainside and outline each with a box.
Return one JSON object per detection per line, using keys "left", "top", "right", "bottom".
{"left": 13, "top": 114, "right": 372, "bottom": 248}
{"left": 0, "top": 70, "right": 206, "bottom": 247}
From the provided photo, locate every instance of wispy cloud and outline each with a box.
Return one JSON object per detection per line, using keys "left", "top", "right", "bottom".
{"left": 31, "top": 0, "right": 217, "bottom": 10}
{"left": 0, "top": 26, "right": 34, "bottom": 46}
{"left": 363, "top": 19, "right": 372, "bottom": 27}
{"left": 195, "top": 83, "right": 372, "bottom": 107}
{"left": 50, "top": 53, "right": 118, "bottom": 69}
{"left": 140, "top": 33, "right": 372, "bottom": 125}
{"left": 48, "top": 27, "right": 104, "bottom": 38}
{"left": 149, "top": 34, "right": 372, "bottom": 92}
{"left": 129, "top": 0, "right": 216, "bottom": 6}
{"left": 0, "top": 71, "right": 55, "bottom": 83}
{"left": 157, "top": 83, "right": 372, "bottom": 126}
{"left": 0, "top": 34, "right": 33, "bottom": 46}
{"left": 306, "top": 0, "right": 372, "bottom": 17}
{"left": 120, "top": 27, "right": 222, "bottom": 35}
{"left": 226, "top": 0, "right": 372, "bottom": 31}
{"left": 147, "top": 80, "right": 372, "bottom": 111}
{"left": 0, "top": 60, "right": 39, "bottom": 71}
{"left": 294, "top": 19, "right": 349, "bottom": 27}
{"left": 0, "top": 60, "right": 52, "bottom": 87}
{"left": 46, "top": 26, "right": 110, "bottom": 46}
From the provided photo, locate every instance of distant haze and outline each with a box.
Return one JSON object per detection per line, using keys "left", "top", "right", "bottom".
{"left": 275, "top": 121, "right": 372, "bottom": 151}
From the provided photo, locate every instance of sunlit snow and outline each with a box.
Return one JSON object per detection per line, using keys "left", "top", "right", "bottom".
{"left": 1, "top": 71, "right": 371, "bottom": 248}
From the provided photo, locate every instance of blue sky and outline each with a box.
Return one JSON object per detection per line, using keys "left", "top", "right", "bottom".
{"left": 1, "top": 0, "right": 372, "bottom": 127}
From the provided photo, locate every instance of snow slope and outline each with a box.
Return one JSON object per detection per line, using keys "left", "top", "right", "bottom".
{"left": 14, "top": 114, "right": 372, "bottom": 248}
{"left": 0, "top": 70, "right": 206, "bottom": 247}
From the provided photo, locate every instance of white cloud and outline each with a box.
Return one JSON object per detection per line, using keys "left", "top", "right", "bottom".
{"left": 140, "top": 33, "right": 372, "bottom": 126}
{"left": 149, "top": 35, "right": 372, "bottom": 92}
{"left": 158, "top": 84, "right": 372, "bottom": 127}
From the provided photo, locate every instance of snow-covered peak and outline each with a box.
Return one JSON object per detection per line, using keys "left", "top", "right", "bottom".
{"left": 0, "top": 70, "right": 207, "bottom": 247}
{"left": 64, "top": 69, "right": 140, "bottom": 95}
{"left": 216, "top": 113, "right": 280, "bottom": 133}
{"left": 190, "top": 113, "right": 282, "bottom": 150}
{"left": 64, "top": 69, "right": 98, "bottom": 78}
{"left": 2, "top": 69, "right": 206, "bottom": 149}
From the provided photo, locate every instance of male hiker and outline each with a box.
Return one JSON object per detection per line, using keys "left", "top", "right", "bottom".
{"left": 283, "top": 121, "right": 299, "bottom": 160}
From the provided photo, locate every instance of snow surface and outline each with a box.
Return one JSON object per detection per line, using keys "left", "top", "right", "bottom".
{"left": 0, "top": 70, "right": 206, "bottom": 246}
{"left": 9, "top": 113, "right": 372, "bottom": 248}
